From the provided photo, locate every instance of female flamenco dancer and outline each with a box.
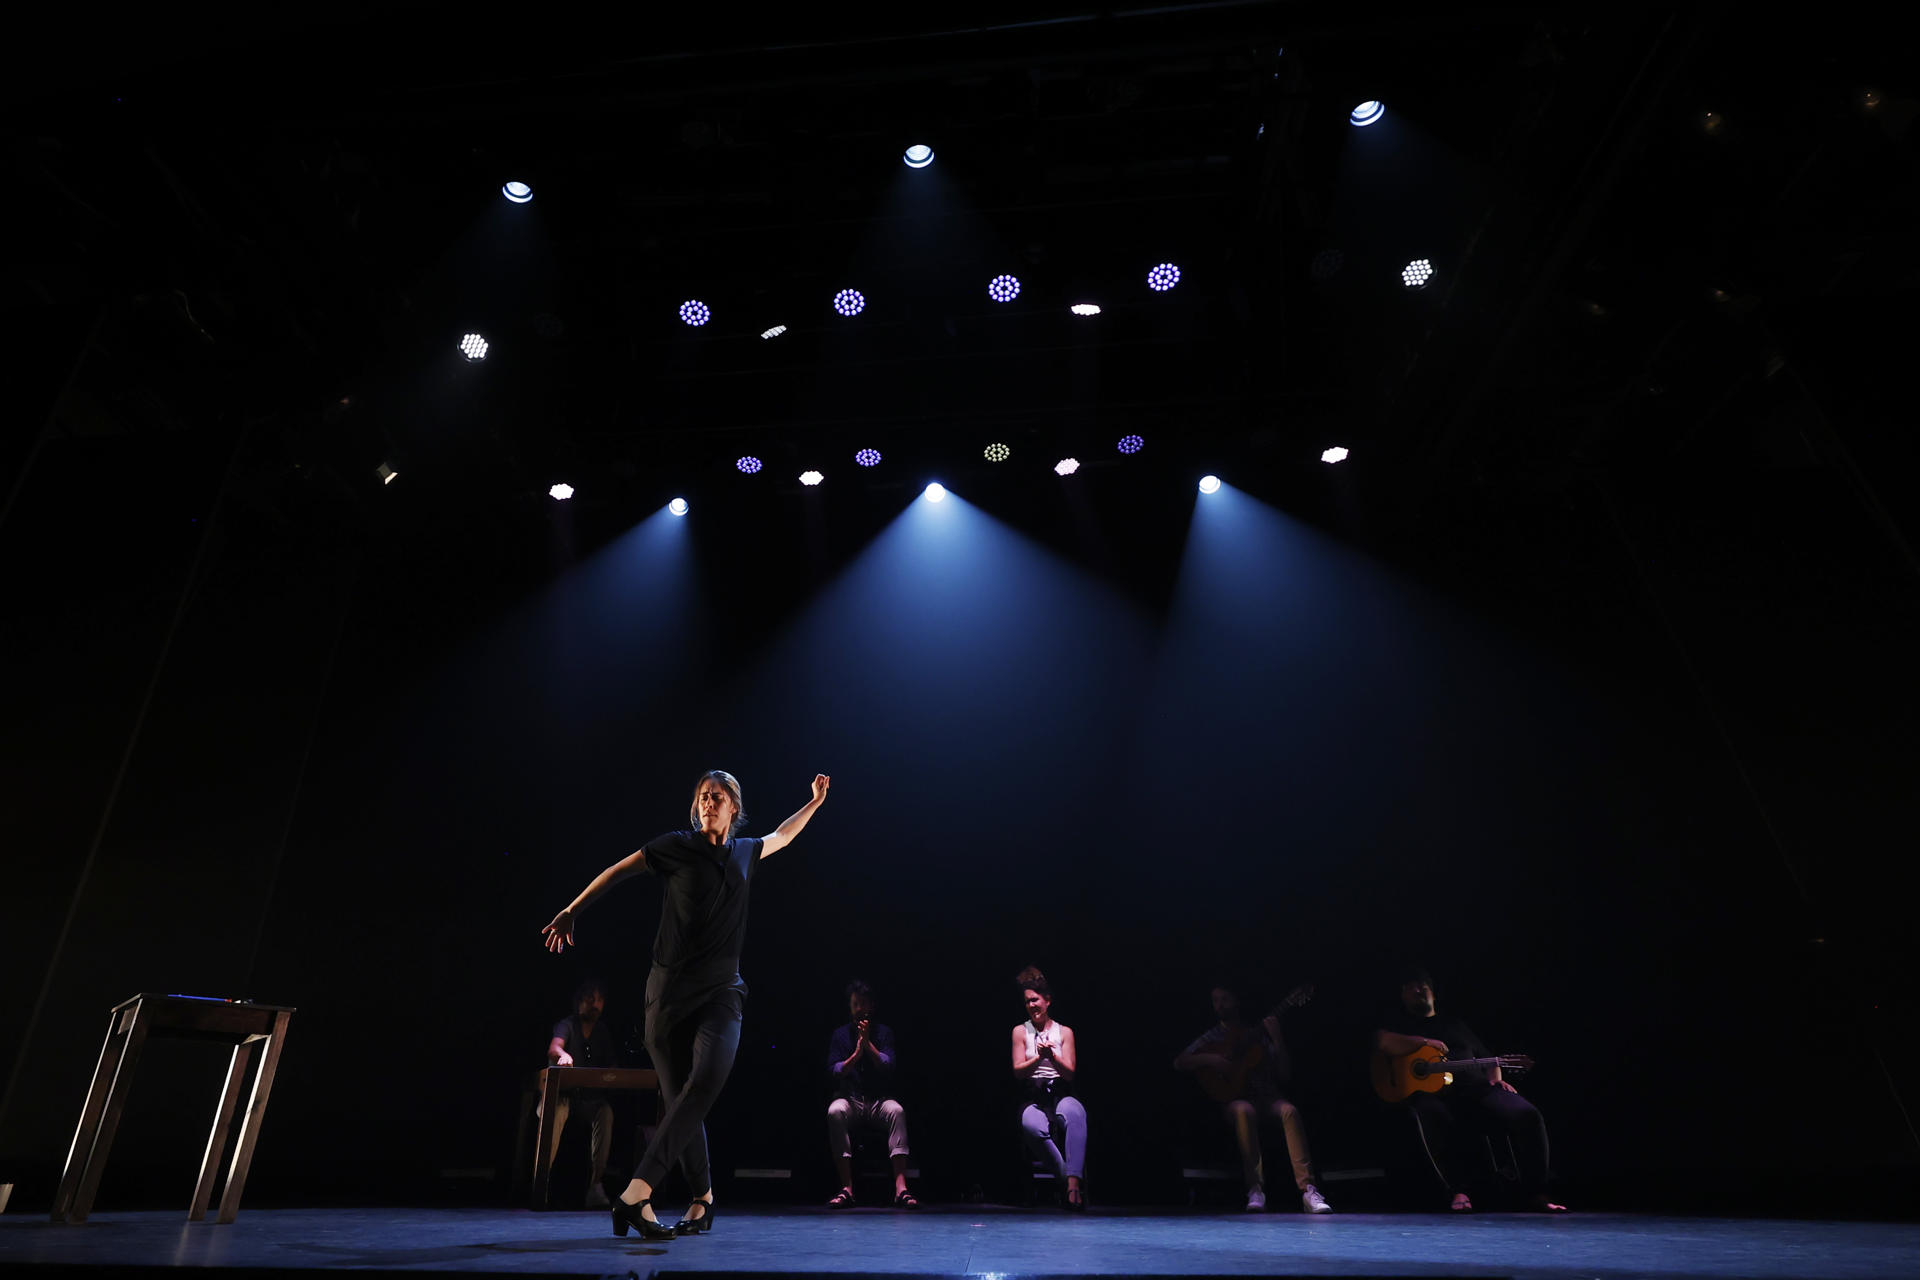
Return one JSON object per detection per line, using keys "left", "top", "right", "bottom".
{"left": 543, "top": 769, "right": 829, "bottom": 1239}
{"left": 1011, "top": 965, "right": 1088, "bottom": 1210}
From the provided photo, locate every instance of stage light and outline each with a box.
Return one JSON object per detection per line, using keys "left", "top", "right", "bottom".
{"left": 984, "top": 443, "right": 1010, "bottom": 462}
{"left": 855, "top": 449, "right": 882, "bottom": 467}
{"left": 761, "top": 325, "right": 787, "bottom": 339}
{"left": 800, "top": 470, "right": 824, "bottom": 486}
{"left": 904, "top": 144, "right": 934, "bottom": 169}
{"left": 460, "top": 333, "right": 489, "bottom": 361}
{"left": 1069, "top": 304, "right": 1101, "bottom": 316}
{"left": 834, "top": 289, "right": 865, "bottom": 317}
{"left": 1198, "top": 475, "right": 1221, "bottom": 494}
{"left": 1321, "top": 446, "right": 1349, "bottom": 464}
{"left": 1117, "top": 434, "right": 1144, "bottom": 455}
{"left": 502, "top": 180, "right": 532, "bottom": 204}
{"left": 923, "top": 483, "right": 947, "bottom": 503}
{"left": 376, "top": 463, "right": 398, "bottom": 485}
{"left": 669, "top": 498, "right": 689, "bottom": 516}
{"left": 737, "top": 456, "right": 763, "bottom": 474}
{"left": 1402, "top": 259, "right": 1434, "bottom": 289}
{"left": 549, "top": 483, "right": 574, "bottom": 500}
{"left": 1350, "top": 100, "right": 1385, "bottom": 127}
{"left": 680, "top": 300, "right": 711, "bottom": 327}
{"left": 988, "top": 274, "right": 1021, "bottom": 303}
{"left": 1055, "top": 458, "right": 1080, "bottom": 476}
{"left": 1147, "top": 263, "right": 1181, "bottom": 292}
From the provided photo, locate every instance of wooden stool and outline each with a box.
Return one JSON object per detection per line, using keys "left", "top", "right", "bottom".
{"left": 528, "top": 1066, "right": 658, "bottom": 1209}
{"left": 51, "top": 993, "right": 294, "bottom": 1224}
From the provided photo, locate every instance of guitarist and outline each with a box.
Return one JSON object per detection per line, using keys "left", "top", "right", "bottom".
{"left": 1373, "top": 966, "right": 1565, "bottom": 1212}
{"left": 1174, "top": 985, "right": 1332, "bottom": 1213}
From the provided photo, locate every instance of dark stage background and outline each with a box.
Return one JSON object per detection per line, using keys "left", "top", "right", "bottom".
{"left": 3, "top": 5, "right": 1918, "bottom": 1223}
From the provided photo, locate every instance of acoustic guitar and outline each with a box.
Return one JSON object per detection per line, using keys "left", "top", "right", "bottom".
{"left": 1370, "top": 1043, "right": 1535, "bottom": 1103}
{"left": 1194, "top": 984, "right": 1313, "bottom": 1104}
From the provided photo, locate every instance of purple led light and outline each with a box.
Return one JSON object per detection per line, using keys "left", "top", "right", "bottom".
{"left": 833, "top": 289, "right": 866, "bottom": 317}
{"left": 987, "top": 274, "right": 1021, "bottom": 303}
{"left": 1117, "top": 434, "right": 1145, "bottom": 455}
{"left": 855, "top": 449, "right": 882, "bottom": 467}
{"left": 680, "top": 300, "right": 711, "bottom": 326}
{"left": 736, "top": 456, "right": 763, "bottom": 474}
{"left": 1146, "top": 263, "right": 1181, "bottom": 292}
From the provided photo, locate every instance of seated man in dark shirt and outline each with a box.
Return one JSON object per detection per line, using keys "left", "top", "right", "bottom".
{"left": 824, "top": 979, "right": 917, "bottom": 1208}
{"left": 540, "top": 978, "right": 617, "bottom": 1209}
{"left": 1373, "top": 966, "right": 1566, "bottom": 1212}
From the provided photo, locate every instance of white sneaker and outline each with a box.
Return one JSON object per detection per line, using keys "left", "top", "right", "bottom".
{"left": 1301, "top": 1185, "right": 1332, "bottom": 1214}
{"left": 1244, "top": 1187, "right": 1267, "bottom": 1212}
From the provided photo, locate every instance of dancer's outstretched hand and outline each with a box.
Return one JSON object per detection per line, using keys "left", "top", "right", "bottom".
{"left": 811, "top": 774, "right": 831, "bottom": 804}
{"left": 542, "top": 909, "right": 575, "bottom": 953}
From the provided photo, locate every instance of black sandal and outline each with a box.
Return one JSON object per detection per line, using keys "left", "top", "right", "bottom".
{"left": 826, "top": 1187, "right": 856, "bottom": 1208}
{"left": 893, "top": 1188, "right": 919, "bottom": 1209}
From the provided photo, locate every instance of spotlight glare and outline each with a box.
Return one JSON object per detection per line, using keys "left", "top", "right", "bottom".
{"left": 680, "top": 300, "right": 712, "bottom": 327}
{"left": 668, "top": 497, "right": 689, "bottom": 516}
{"left": 855, "top": 448, "right": 882, "bottom": 467}
{"left": 760, "top": 324, "right": 787, "bottom": 339}
{"left": 923, "top": 482, "right": 947, "bottom": 503}
{"left": 799, "top": 470, "right": 824, "bottom": 486}
{"left": 376, "top": 463, "right": 398, "bottom": 485}
{"left": 1350, "top": 100, "right": 1385, "bottom": 127}
{"left": 904, "top": 143, "right": 934, "bottom": 169}
{"left": 1069, "top": 303, "right": 1102, "bottom": 316}
{"left": 833, "top": 289, "right": 866, "bottom": 316}
{"left": 1054, "top": 458, "right": 1080, "bottom": 476}
{"left": 736, "top": 456, "right": 763, "bottom": 474}
{"left": 459, "top": 333, "right": 489, "bottom": 361}
{"left": 1146, "top": 263, "right": 1181, "bottom": 292}
{"left": 1402, "top": 258, "right": 1434, "bottom": 288}
{"left": 1198, "top": 475, "right": 1221, "bottom": 494}
{"left": 1117, "top": 434, "right": 1145, "bottom": 455}
{"left": 987, "top": 274, "right": 1021, "bottom": 303}
{"left": 1321, "top": 446, "right": 1350, "bottom": 464}
{"left": 502, "top": 180, "right": 533, "bottom": 203}
{"left": 984, "top": 442, "right": 1010, "bottom": 463}
{"left": 549, "top": 483, "right": 574, "bottom": 500}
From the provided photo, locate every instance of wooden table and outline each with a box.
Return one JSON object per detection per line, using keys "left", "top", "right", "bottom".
{"left": 530, "top": 1066, "right": 658, "bottom": 1209}
{"left": 52, "top": 993, "right": 294, "bottom": 1224}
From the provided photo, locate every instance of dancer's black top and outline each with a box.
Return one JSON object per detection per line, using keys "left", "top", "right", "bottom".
{"left": 639, "top": 830, "right": 765, "bottom": 1030}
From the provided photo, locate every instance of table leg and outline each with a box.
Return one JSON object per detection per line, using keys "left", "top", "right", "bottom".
{"left": 531, "top": 1070, "right": 563, "bottom": 1209}
{"left": 68, "top": 1001, "right": 152, "bottom": 1223}
{"left": 51, "top": 1006, "right": 134, "bottom": 1223}
{"left": 190, "top": 1039, "right": 257, "bottom": 1221}
{"left": 215, "top": 1011, "right": 291, "bottom": 1224}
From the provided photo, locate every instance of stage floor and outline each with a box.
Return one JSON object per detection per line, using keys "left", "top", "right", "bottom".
{"left": 3, "top": 1206, "right": 1918, "bottom": 1280}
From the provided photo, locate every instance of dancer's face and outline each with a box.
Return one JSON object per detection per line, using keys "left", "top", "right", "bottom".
{"left": 1023, "top": 988, "right": 1051, "bottom": 1024}
{"left": 695, "top": 780, "right": 738, "bottom": 838}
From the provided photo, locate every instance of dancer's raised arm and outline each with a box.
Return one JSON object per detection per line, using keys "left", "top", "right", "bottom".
{"left": 758, "top": 774, "right": 830, "bottom": 858}
{"left": 541, "top": 847, "right": 649, "bottom": 953}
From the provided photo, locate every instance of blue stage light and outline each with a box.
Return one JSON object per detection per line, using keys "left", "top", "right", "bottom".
{"left": 669, "top": 498, "right": 689, "bottom": 516}
{"left": 923, "top": 483, "right": 947, "bottom": 503}
{"left": 1198, "top": 475, "right": 1221, "bottom": 494}
{"left": 680, "top": 300, "right": 711, "bottom": 326}
{"left": 1147, "top": 263, "right": 1181, "bottom": 292}
{"left": 1350, "top": 100, "right": 1385, "bottom": 127}
{"left": 834, "top": 289, "right": 865, "bottom": 317}
{"left": 988, "top": 274, "right": 1021, "bottom": 303}
{"left": 855, "top": 449, "right": 882, "bottom": 467}
{"left": 904, "top": 144, "right": 934, "bottom": 169}
{"left": 502, "top": 180, "right": 532, "bottom": 204}
{"left": 737, "top": 456, "right": 763, "bottom": 474}
{"left": 1117, "top": 434, "right": 1144, "bottom": 455}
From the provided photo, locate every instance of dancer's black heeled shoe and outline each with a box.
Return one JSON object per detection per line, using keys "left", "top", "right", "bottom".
{"left": 674, "top": 1198, "right": 715, "bottom": 1235}
{"left": 611, "top": 1197, "right": 675, "bottom": 1241}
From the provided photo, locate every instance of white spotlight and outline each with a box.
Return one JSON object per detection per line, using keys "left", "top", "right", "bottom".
{"left": 1321, "top": 446, "right": 1350, "bottom": 464}
{"left": 1055, "top": 458, "right": 1080, "bottom": 476}
{"left": 668, "top": 497, "right": 689, "bottom": 516}
{"left": 1069, "top": 304, "right": 1102, "bottom": 316}
{"left": 923, "top": 482, "right": 947, "bottom": 503}
{"left": 904, "top": 144, "right": 934, "bottom": 169}
{"left": 1350, "top": 101, "right": 1385, "bottom": 127}
{"left": 376, "top": 463, "right": 398, "bottom": 486}
{"left": 1198, "top": 475, "right": 1222, "bottom": 494}
{"left": 460, "top": 333, "right": 489, "bottom": 361}
{"left": 1402, "top": 258, "right": 1434, "bottom": 289}
{"left": 799, "top": 471, "right": 824, "bottom": 486}
{"left": 502, "top": 180, "right": 532, "bottom": 203}
{"left": 549, "top": 483, "right": 574, "bottom": 500}
{"left": 760, "top": 325, "right": 787, "bottom": 340}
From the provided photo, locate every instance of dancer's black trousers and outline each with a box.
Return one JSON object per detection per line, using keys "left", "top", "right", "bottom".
{"left": 634, "top": 999, "right": 741, "bottom": 1192}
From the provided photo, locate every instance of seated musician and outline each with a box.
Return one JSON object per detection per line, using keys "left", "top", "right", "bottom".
{"left": 824, "top": 979, "right": 918, "bottom": 1208}
{"left": 1373, "top": 965, "right": 1566, "bottom": 1212}
{"left": 1174, "top": 984, "right": 1332, "bottom": 1213}
{"left": 540, "top": 978, "right": 617, "bottom": 1209}
{"left": 1012, "top": 965, "right": 1087, "bottom": 1210}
